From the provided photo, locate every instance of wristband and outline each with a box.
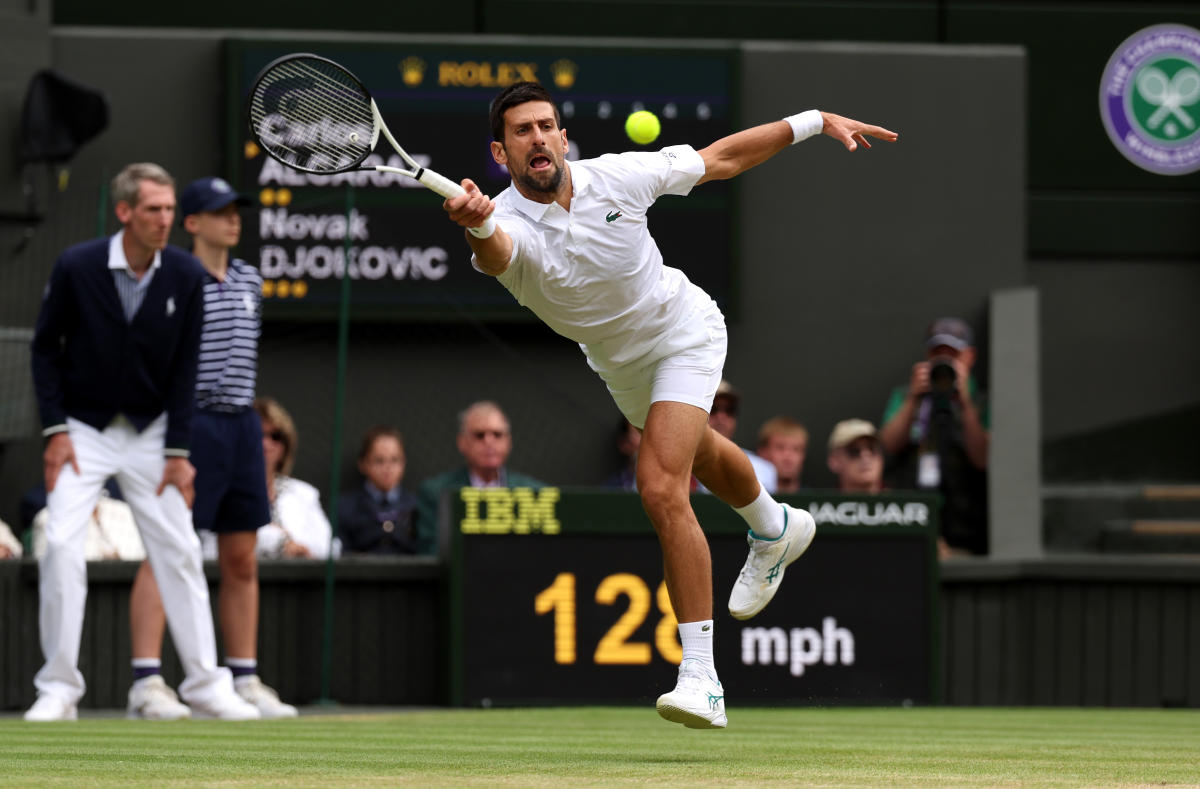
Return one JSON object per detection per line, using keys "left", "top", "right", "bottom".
{"left": 467, "top": 218, "right": 496, "bottom": 239}
{"left": 784, "top": 110, "right": 823, "bottom": 144}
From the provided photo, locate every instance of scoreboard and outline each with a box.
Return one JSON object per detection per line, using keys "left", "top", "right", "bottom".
{"left": 446, "top": 490, "right": 940, "bottom": 707}
{"left": 225, "top": 40, "right": 738, "bottom": 321}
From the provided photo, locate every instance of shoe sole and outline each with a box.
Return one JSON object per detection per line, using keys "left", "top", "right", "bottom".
{"left": 656, "top": 699, "right": 727, "bottom": 729}
{"left": 729, "top": 508, "right": 817, "bottom": 621}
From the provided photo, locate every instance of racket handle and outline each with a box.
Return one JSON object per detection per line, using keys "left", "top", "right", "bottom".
{"left": 417, "top": 168, "right": 467, "bottom": 199}
{"left": 418, "top": 168, "right": 497, "bottom": 239}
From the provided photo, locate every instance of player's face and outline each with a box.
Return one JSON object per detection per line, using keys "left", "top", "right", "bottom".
{"left": 494, "top": 101, "right": 568, "bottom": 196}
{"left": 360, "top": 435, "right": 405, "bottom": 492}
{"left": 457, "top": 409, "right": 512, "bottom": 476}
{"left": 760, "top": 434, "right": 807, "bottom": 480}
{"left": 118, "top": 180, "right": 175, "bottom": 252}
{"left": 188, "top": 203, "right": 242, "bottom": 250}
{"left": 830, "top": 438, "right": 883, "bottom": 492}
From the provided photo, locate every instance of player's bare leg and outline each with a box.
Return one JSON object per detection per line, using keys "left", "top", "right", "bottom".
{"left": 637, "top": 400, "right": 712, "bottom": 622}
{"left": 691, "top": 426, "right": 760, "bottom": 507}
{"left": 637, "top": 400, "right": 726, "bottom": 728}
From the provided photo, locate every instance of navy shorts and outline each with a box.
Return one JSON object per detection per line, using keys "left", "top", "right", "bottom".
{"left": 190, "top": 409, "right": 271, "bottom": 533}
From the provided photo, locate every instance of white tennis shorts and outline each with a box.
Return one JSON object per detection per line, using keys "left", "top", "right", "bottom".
{"left": 589, "top": 303, "right": 728, "bottom": 429}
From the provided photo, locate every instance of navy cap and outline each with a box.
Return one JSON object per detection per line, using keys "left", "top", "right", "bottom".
{"left": 925, "top": 317, "right": 974, "bottom": 351}
{"left": 179, "top": 177, "right": 250, "bottom": 223}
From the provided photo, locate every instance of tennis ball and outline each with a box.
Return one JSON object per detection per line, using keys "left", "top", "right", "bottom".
{"left": 625, "top": 110, "right": 661, "bottom": 145}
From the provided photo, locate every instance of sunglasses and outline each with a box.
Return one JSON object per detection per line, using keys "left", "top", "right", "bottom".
{"left": 264, "top": 430, "right": 286, "bottom": 443}
{"left": 844, "top": 443, "right": 880, "bottom": 460}
{"left": 470, "top": 429, "right": 508, "bottom": 440}
{"left": 710, "top": 403, "right": 737, "bottom": 417}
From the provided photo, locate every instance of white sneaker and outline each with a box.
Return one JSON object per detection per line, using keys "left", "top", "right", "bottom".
{"left": 188, "top": 688, "right": 262, "bottom": 720}
{"left": 656, "top": 659, "right": 727, "bottom": 729}
{"left": 24, "top": 693, "right": 78, "bottom": 722}
{"left": 235, "top": 675, "right": 298, "bottom": 719}
{"left": 728, "top": 504, "right": 816, "bottom": 620}
{"left": 127, "top": 675, "right": 191, "bottom": 720}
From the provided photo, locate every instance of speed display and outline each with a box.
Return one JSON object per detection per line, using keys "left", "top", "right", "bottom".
{"left": 226, "top": 40, "right": 737, "bottom": 321}
{"left": 447, "top": 490, "right": 939, "bottom": 707}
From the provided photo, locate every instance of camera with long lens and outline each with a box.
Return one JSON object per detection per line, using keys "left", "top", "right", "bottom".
{"left": 928, "top": 355, "right": 958, "bottom": 396}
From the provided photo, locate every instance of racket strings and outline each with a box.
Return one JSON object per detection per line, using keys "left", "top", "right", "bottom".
{"left": 250, "top": 57, "right": 375, "bottom": 173}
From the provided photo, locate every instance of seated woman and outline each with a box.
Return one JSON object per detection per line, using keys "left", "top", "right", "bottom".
{"left": 253, "top": 397, "right": 338, "bottom": 559}
{"left": 339, "top": 425, "right": 419, "bottom": 555}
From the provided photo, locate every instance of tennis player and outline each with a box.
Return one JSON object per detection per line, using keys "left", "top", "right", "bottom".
{"left": 444, "top": 83, "right": 897, "bottom": 728}
{"left": 27, "top": 163, "right": 259, "bottom": 721}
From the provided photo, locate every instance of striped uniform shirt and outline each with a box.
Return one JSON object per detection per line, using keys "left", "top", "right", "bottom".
{"left": 108, "top": 231, "right": 161, "bottom": 322}
{"left": 195, "top": 258, "right": 261, "bottom": 412}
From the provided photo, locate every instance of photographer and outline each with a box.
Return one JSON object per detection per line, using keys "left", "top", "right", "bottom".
{"left": 878, "top": 318, "right": 989, "bottom": 557}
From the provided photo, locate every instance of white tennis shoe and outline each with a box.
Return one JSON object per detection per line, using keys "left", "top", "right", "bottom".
{"left": 127, "top": 675, "right": 191, "bottom": 720}
{"left": 24, "top": 693, "right": 77, "bottom": 722}
{"left": 188, "top": 687, "right": 262, "bottom": 721}
{"left": 728, "top": 504, "right": 816, "bottom": 620}
{"left": 236, "top": 676, "right": 298, "bottom": 719}
{"left": 656, "top": 659, "right": 727, "bottom": 729}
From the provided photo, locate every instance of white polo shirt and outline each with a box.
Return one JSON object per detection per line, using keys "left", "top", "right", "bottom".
{"left": 479, "top": 144, "right": 721, "bottom": 373}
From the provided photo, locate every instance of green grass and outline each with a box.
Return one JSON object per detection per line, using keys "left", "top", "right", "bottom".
{"left": 2, "top": 707, "right": 1198, "bottom": 787}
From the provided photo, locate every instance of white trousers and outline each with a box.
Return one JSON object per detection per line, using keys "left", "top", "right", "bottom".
{"left": 35, "top": 415, "right": 234, "bottom": 705}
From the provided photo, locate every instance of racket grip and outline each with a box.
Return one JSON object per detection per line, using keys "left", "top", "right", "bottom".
{"left": 417, "top": 168, "right": 467, "bottom": 199}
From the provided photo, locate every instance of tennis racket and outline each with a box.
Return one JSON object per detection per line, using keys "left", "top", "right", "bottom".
{"left": 247, "top": 53, "right": 494, "bottom": 236}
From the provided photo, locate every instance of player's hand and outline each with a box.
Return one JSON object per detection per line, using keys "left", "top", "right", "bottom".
{"left": 443, "top": 178, "right": 495, "bottom": 231}
{"left": 820, "top": 111, "right": 899, "bottom": 152}
{"left": 43, "top": 432, "right": 80, "bottom": 493}
{"left": 158, "top": 457, "right": 196, "bottom": 509}
{"left": 908, "top": 361, "right": 931, "bottom": 399}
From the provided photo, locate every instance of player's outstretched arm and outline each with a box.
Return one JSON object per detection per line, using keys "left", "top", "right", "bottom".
{"left": 696, "top": 111, "right": 898, "bottom": 185}
{"left": 443, "top": 178, "right": 512, "bottom": 277}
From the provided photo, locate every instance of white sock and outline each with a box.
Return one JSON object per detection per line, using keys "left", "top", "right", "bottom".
{"left": 734, "top": 486, "right": 786, "bottom": 539}
{"left": 678, "top": 620, "right": 716, "bottom": 677}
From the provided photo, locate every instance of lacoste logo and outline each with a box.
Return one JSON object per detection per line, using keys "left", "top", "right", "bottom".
{"left": 605, "top": 210, "right": 622, "bottom": 223}
{"left": 702, "top": 624, "right": 711, "bottom": 632}
{"left": 166, "top": 297, "right": 176, "bottom": 316}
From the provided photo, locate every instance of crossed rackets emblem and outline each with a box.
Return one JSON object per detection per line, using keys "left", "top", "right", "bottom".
{"left": 1136, "top": 65, "right": 1200, "bottom": 135}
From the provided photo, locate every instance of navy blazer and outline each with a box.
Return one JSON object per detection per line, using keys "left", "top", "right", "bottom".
{"left": 31, "top": 236, "right": 205, "bottom": 453}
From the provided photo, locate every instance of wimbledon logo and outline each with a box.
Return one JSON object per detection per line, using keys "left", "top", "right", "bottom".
{"left": 1100, "top": 24, "right": 1200, "bottom": 175}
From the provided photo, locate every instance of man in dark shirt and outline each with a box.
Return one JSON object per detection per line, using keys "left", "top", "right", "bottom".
{"left": 26, "top": 162, "right": 258, "bottom": 721}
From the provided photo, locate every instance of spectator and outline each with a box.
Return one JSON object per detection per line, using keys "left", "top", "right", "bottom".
{"left": 26, "top": 162, "right": 258, "bottom": 721}
{"left": 756, "top": 417, "right": 809, "bottom": 494}
{"left": 0, "top": 517, "right": 21, "bottom": 559}
{"left": 339, "top": 425, "right": 419, "bottom": 555}
{"left": 699, "top": 380, "right": 777, "bottom": 494}
{"left": 127, "top": 176, "right": 295, "bottom": 721}
{"left": 827, "top": 419, "right": 885, "bottom": 494}
{"left": 32, "top": 492, "right": 145, "bottom": 561}
{"left": 256, "top": 397, "right": 337, "bottom": 559}
{"left": 415, "top": 401, "right": 543, "bottom": 555}
{"left": 878, "top": 317, "right": 989, "bottom": 557}
{"left": 603, "top": 417, "right": 640, "bottom": 491}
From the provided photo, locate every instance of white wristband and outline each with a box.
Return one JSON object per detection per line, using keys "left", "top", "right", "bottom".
{"left": 784, "top": 110, "right": 823, "bottom": 144}
{"left": 467, "top": 217, "right": 496, "bottom": 239}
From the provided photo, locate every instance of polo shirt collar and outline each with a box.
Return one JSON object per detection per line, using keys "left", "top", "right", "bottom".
{"left": 108, "top": 230, "right": 163, "bottom": 275}
{"left": 506, "top": 161, "right": 589, "bottom": 223}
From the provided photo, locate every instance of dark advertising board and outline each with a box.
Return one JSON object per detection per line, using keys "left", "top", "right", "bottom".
{"left": 448, "top": 490, "right": 939, "bottom": 707}
{"left": 226, "top": 40, "right": 737, "bottom": 321}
